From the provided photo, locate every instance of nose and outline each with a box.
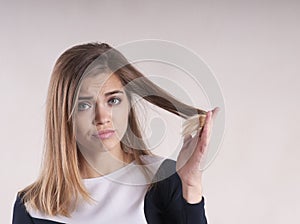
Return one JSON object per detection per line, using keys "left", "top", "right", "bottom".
{"left": 93, "top": 103, "right": 111, "bottom": 126}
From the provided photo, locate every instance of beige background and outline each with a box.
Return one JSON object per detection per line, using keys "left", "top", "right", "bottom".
{"left": 1, "top": 0, "right": 299, "bottom": 223}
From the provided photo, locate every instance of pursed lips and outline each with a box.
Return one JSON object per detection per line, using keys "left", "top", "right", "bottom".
{"left": 93, "top": 129, "right": 115, "bottom": 140}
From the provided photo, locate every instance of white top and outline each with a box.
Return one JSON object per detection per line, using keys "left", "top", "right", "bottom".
{"left": 26, "top": 155, "right": 165, "bottom": 224}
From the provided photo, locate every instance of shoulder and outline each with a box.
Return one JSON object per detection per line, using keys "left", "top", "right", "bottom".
{"left": 12, "top": 194, "right": 64, "bottom": 224}
{"left": 139, "top": 155, "right": 180, "bottom": 186}
{"left": 152, "top": 158, "right": 180, "bottom": 185}
{"left": 12, "top": 194, "right": 33, "bottom": 223}
{"left": 144, "top": 160, "right": 208, "bottom": 223}
{"left": 145, "top": 158, "right": 181, "bottom": 204}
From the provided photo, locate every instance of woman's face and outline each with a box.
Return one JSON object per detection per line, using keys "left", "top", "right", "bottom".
{"left": 75, "top": 73, "right": 130, "bottom": 155}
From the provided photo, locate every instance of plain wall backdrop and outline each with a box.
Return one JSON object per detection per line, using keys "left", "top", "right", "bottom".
{"left": 1, "top": 0, "right": 299, "bottom": 223}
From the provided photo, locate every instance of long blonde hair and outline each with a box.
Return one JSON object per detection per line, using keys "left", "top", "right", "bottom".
{"left": 19, "top": 43, "right": 206, "bottom": 217}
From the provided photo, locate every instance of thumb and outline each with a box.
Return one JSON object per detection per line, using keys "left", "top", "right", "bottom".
{"left": 183, "top": 134, "right": 192, "bottom": 147}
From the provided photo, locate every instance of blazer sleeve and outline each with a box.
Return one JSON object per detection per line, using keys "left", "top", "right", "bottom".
{"left": 144, "top": 159, "right": 207, "bottom": 224}
{"left": 12, "top": 195, "right": 34, "bottom": 224}
{"left": 12, "top": 195, "right": 64, "bottom": 224}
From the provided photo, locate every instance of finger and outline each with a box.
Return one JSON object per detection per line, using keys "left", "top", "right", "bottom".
{"left": 184, "top": 111, "right": 215, "bottom": 164}
{"left": 182, "top": 134, "right": 193, "bottom": 150}
{"left": 189, "top": 109, "right": 218, "bottom": 165}
{"left": 203, "top": 108, "right": 217, "bottom": 134}
{"left": 197, "top": 111, "right": 212, "bottom": 152}
{"left": 211, "top": 107, "right": 220, "bottom": 120}
{"left": 196, "top": 111, "right": 211, "bottom": 137}
{"left": 205, "top": 107, "right": 219, "bottom": 139}
{"left": 203, "top": 110, "right": 212, "bottom": 133}
{"left": 183, "top": 134, "right": 192, "bottom": 144}
{"left": 184, "top": 133, "right": 192, "bottom": 140}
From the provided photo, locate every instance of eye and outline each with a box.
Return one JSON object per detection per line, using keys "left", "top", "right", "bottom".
{"left": 108, "top": 97, "right": 121, "bottom": 105}
{"left": 78, "top": 102, "right": 92, "bottom": 111}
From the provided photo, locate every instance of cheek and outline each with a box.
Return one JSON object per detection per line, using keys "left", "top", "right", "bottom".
{"left": 114, "top": 116, "right": 129, "bottom": 131}
{"left": 76, "top": 110, "right": 94, "bottom": 126}
{"left": 111, "top": 103, "right": 130, "bottom": 136}
{"left": 75, "top": 113, "right": 95, "bottom": 138}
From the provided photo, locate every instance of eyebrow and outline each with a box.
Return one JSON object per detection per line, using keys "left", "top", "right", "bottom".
{"left": 104, "top": 90, "right": 124, "bottom": 96}
{"left": 78, "top": 90, "right": 124, "bottom": 100}
{"left": 78, "top": 96, "right": 94, "bottom": 101}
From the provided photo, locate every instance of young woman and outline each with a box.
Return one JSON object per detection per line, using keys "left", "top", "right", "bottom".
{"left": 12, "top": 42, "right": 217, "bottom": 223}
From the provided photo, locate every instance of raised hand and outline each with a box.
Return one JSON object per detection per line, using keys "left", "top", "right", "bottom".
{"left": 176, "top": 107, "right": 219, "bottom": 203}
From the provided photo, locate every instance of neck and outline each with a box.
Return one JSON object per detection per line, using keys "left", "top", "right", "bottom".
{"left": 79, "top": 147, "right": 133, "bottom": 179}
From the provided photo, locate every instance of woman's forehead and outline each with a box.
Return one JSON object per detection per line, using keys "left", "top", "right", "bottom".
{"left": 79, "top": 73, "right": 123, "bottom": 96}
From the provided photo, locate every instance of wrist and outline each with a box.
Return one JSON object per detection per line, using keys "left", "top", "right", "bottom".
{"left": 182, "top": 184, "right": 203, "bottom": 204}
